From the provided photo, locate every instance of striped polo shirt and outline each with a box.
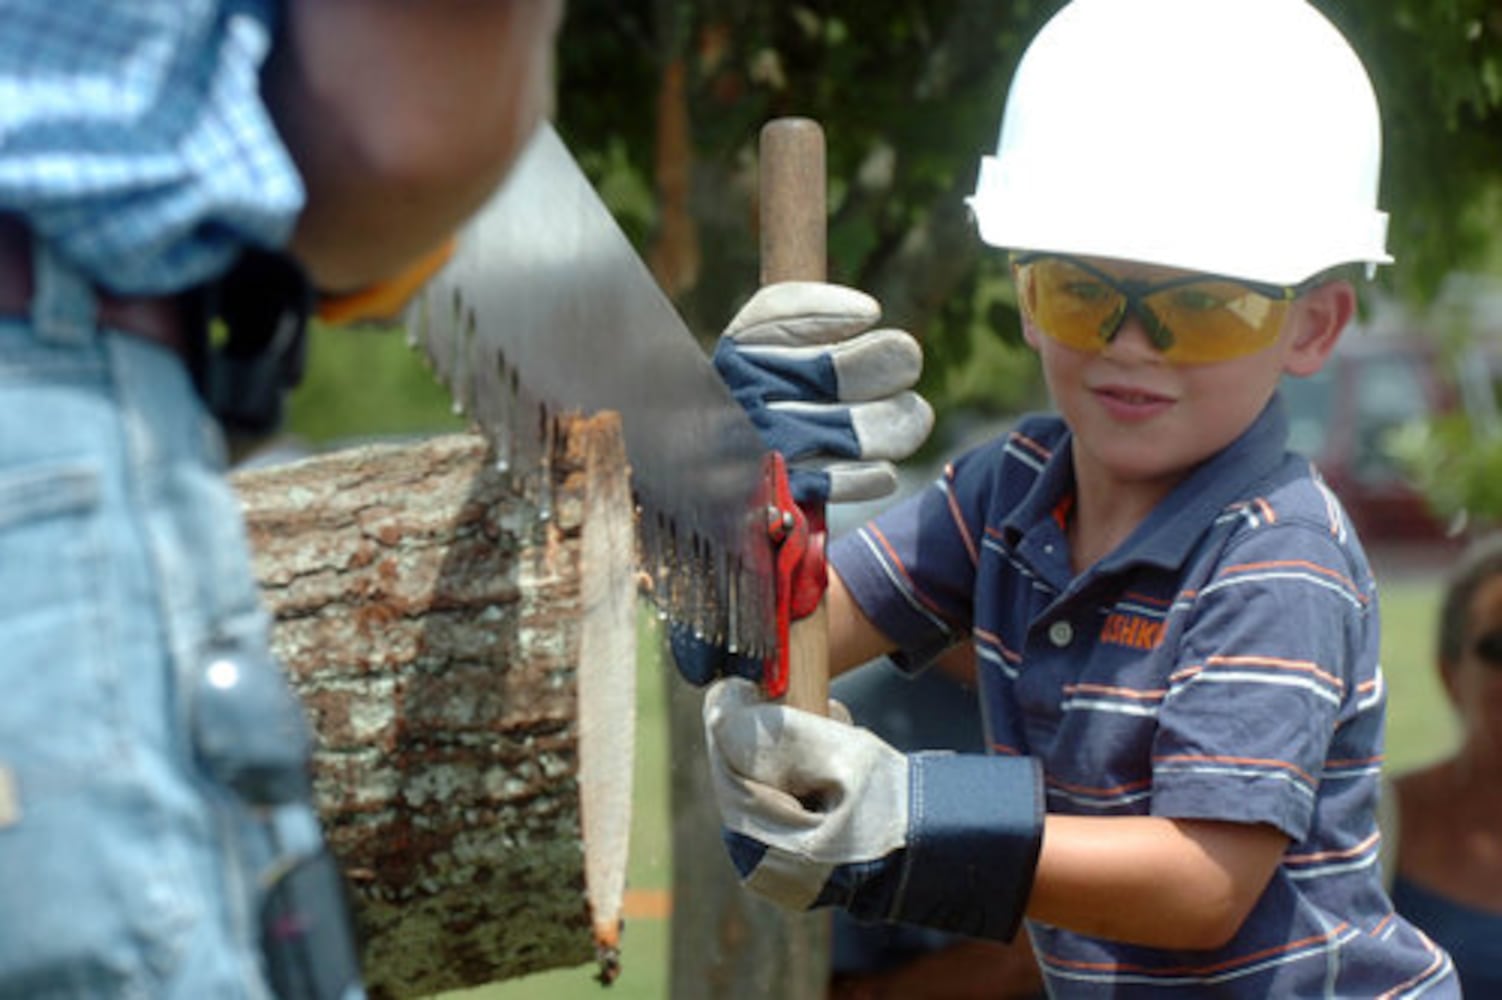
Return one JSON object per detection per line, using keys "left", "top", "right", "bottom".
{"left": 830, "top": 397, "right": 1459, "bottom": 997}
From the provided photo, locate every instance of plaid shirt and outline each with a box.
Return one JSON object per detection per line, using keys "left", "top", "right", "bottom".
{"left": 0, "top": 0, "right": 302, "bottom": 294}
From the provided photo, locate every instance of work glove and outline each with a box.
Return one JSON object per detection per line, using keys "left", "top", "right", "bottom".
{"left": 671, "top": 282, "right": 934, "bottom": 687}
{"left": 713, "top": 281, "right": 934, "bottom": 506}
{"left": 703, "top": 678, "right": 1044, "bottom": 941}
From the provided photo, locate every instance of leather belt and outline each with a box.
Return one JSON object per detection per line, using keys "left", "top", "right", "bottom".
{"left": 0, "top": 214, "right": 196, "bottom": 362}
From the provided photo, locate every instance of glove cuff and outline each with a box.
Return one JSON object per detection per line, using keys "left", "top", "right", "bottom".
{"left": 894, "top": 752, "right": 1044, "bottom": 941}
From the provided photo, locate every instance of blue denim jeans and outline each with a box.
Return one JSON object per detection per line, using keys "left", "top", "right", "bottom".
{"left": 0, "top": 243, "right": 274, "bottom": 998}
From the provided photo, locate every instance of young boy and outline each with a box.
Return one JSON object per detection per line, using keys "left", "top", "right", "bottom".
{"left": 694, "top": 0, "right": 1461, "bottom": 994}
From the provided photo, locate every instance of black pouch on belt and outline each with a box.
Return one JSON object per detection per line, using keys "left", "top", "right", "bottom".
{"left": 196, "top": 248, "right": 313, "bottom": 447}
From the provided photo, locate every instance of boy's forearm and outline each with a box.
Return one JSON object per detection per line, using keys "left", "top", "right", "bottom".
{"left": 1027, "top": 815, "right": 1287, "bottom": 950}
{"left": 826, "top": 568, "right": 899, "bottom": 676}
{"left": 267, "top": 0, "right": 561, "bottom": 292}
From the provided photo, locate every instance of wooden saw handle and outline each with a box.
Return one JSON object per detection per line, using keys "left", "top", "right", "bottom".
{"left": 759, "top": 117, "right": 830, "bottom": 717}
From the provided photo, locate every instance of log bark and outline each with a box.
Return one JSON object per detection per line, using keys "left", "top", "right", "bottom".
{"left": 231, "top": 416, "right": 635, "bottom": 999}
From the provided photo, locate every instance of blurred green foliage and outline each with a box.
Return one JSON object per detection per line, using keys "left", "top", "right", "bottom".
{"left": 284, "top": 321, "right": 462, "bottom": 445}
{"left": 554, "top": 3, "right": 1502, "bottom": 450}
{"left": 289, "top": 3, "right": 1502, "bottom": 504}
{"left": 1389, "top": 414, "right": 1502, "bottom": 531}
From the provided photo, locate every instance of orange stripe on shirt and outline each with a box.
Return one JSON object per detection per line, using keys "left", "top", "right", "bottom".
{"left": 1218, "top": 559, "right": 1366, "bottom": 601}
{"left": 1062, "top": 682, "right": 1167, "bottom": 702}
{"left": 867, "top": 523, "right": 953, "bottom": 622}
{"left": 1042, "top": 923, "right": 1351, "bottom": 977}
{"left": 940, "top": 465, "right": 980, "bottom": 566}
{"left": 1285, "top": 830, "right": 1381, "bottom": 865}
{"left": 1009, "top": 430, "right": 1053, "bottom": 462}
{"left": 1205, "top": 654, "right": 1345, "bottom": 691}
{"left": 1375, "top": 938, "right": 1450, "bottom": 1000}
{"left": 974, "top": 626, "right": 1022, "bottom": 664}
{"left": 1324, "top": 754, "right": 1384, "bottom": 770}
{"left": 1046, "top": 774, "right": 1154, "bottom": 798}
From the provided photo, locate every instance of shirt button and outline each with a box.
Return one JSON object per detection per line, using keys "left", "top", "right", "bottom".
{"left": 1048, "top": 620, "right": 1074, "bottom": 647}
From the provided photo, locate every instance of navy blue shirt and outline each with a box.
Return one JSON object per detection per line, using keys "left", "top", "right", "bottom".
{"left": 832, "top": 398, "right": 1458, "bottom": 996}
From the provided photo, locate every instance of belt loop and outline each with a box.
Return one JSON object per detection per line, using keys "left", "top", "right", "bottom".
{"left": 30, "top": 236, "right": 99, "bottom": 347}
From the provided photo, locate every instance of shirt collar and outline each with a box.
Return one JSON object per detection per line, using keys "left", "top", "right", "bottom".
{"left": 1002, "top": 394, "right": 1291, "bottom": 574}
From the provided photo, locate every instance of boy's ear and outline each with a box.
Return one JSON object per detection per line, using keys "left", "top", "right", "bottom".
{"left": 1020, "top": 317, "right": 1044, "bottom": 352}
{"left": 1283, "top": 280, "right": 1357, "bottom": 377}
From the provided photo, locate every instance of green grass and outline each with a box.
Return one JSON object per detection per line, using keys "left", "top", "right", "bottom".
{"left": 284, "top": 321, "right": 465, "bottom": 446}
{"left": 1376, "top": 576, "right": 1458, "bottom": 772}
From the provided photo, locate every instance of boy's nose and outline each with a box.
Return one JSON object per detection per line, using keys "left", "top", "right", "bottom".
{"left": 1100, "top": 309, "right": 1166, "bottom": 362}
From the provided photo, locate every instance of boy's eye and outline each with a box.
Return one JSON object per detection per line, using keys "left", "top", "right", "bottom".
{"left": 1060, "top": 280, "right": 1114, "bottom": 305}
{"left": 1168, "top": 287, "right": 1228, "bottom": 312}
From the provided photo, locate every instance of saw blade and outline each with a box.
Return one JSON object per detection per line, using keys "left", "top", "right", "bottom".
{"left": 409, "top": 123, "right": 774, "bottom": 657}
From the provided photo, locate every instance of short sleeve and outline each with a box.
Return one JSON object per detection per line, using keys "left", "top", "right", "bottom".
{"left": 1150, "top": 523, "right": 1372, "bottom": 841}
{"left": 830, "top": 443, "right": 1005, "bottom": 668}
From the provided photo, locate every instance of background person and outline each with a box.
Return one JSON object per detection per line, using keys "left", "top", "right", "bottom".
{"left": 1386, "top": 533, "right": 1502, "bottom": 998}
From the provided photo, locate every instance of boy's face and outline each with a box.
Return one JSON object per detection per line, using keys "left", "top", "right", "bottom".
{"left": 1019, "top": 255, "right": 1353, "bottom": 495}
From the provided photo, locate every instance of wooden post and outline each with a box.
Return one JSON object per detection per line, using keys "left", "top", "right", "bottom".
{"left": 232, "top": 415, "right": 635, "bottom": 999}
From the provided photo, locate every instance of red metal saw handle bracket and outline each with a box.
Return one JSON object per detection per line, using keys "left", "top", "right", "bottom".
{"left": 760, "top": 452, "right": 827, "bottom": 701}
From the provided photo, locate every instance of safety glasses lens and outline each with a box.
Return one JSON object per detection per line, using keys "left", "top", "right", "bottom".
{"left": 1141, "top": 282, "right": 1290, "bottom": 364}
{"left": 1014, "top": 257, "right": 1290, "bottom": 364}
{"left": 1016, "top": 257, "right": 1126, "bottom": 353}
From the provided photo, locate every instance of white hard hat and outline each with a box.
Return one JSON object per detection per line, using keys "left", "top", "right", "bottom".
{"left": 967, "top": 0, "right": 1391, "bottom": 285}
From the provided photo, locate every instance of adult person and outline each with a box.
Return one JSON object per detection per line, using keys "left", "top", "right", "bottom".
{"left": 682, "top": 0, "right": 1460, "bottom": 994}
{"left": 1387, "top": 533, "right": 1502, "bottom": 997}
{"left": 0, "top": 2, "right": 563, "bottom": 996}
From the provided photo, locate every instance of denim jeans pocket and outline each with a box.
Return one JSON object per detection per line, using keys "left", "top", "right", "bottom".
{"left": 0, "top": 458, "right": 115, "bottom": 772}
{"left": 0, "top": 459, "right": 195, "bottom": 993}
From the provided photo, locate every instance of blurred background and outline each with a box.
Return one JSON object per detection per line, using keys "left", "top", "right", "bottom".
{"left": 246, "top": 3, "right": 1502, "bottom": 997}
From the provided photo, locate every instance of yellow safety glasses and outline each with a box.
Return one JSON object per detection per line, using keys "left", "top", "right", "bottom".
{"left": 1012, "top": 253, "right": 1311, "bottom": 365}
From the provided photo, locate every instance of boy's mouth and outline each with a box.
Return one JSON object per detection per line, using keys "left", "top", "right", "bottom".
{"left": 1090, "top": 383, "right": 1175, "bottom": 419}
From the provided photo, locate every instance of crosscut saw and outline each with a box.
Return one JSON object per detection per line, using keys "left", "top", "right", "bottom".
{"left": 407, "top": 120, "right": 830, "bottom": 711}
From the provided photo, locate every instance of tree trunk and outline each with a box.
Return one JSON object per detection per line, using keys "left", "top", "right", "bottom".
{"left": 231, "top": 416, "right": 636, "bottom": 999}
{"left": 668, "top": 680, "right": 830, "bottom": 1000}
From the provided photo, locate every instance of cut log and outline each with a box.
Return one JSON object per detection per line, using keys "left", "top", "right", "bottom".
{"left": 231, "top": 415, "right": 636, "bottom": 999}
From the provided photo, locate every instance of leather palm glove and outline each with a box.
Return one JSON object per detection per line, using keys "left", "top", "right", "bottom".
{"left": 703, "top": 678, "right": 1044, "bottom": 941}
{"left": 671, "top": 282, "right": 934, "bottom": 686}
{"left": 713, "top": 281, "right": 933, "bottom": 505}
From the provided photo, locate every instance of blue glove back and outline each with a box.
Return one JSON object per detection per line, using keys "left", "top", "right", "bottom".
{"left": 668, "top": 621, "right": 765, "bottom": 688}
{"left": 712, "top": 281, "right": 932, "bottom": 508}
{"left": 669, "top": 283, "right": 935, "bottom": 688}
